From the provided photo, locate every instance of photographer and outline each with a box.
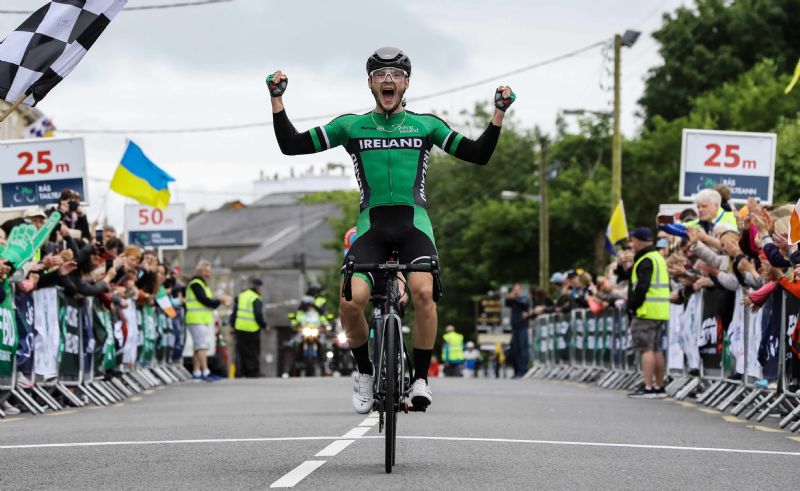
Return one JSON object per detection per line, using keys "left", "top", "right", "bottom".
{"left": 50, "top": 189, "right": 91, "bottom": 241}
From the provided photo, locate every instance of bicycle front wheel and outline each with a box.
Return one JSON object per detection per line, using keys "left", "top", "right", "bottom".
{"left": 384, "top": 315, "right": 398, "bottom": 473}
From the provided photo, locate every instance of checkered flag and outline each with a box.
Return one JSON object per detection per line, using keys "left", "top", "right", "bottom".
{"left": 0, "top": 0, "right": 127, "bottom": 108}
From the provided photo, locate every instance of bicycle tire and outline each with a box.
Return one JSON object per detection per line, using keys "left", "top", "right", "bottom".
{"left": 384, "top": 315, "right": 397, "bottom": 473}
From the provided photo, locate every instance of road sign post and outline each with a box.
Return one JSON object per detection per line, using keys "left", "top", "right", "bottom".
{"left": 125, "top": 203, "right": 187, "bottom": 250}
{"left": 0, "top": 137, "right": 88, "bottom": 208}
{"left": 679, "top": 129, "right": 776, "bottom": 203}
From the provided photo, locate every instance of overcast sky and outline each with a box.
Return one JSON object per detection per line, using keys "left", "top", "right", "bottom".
{"left": 0, "top": 0, "right": 688, "bottom": 230}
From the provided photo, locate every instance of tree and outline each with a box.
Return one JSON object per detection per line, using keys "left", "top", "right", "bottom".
{"left": 639, "top": 0, "right": 800, "bottom": 123}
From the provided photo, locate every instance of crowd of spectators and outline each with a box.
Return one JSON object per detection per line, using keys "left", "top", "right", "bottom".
{"left": 517, "top": 185, "right": 800, "bottom": 396}
{"left": 0, "top": 190, "right": 188, "bottom": 415}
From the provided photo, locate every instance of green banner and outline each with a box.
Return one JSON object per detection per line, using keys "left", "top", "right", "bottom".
{"left": 0, "top": 212, "right": 61, "bottom": 269}
{"left": 0, "top": 281, "right": 18, "bottom": 378}
{"left": 92, "top": 302, "right": 116, "bottom": 372}
{"left": 58, "top": 292, "right": 82, "bottom": 382}
{"left": 139, "top": 305, "right": 158, "bottom": 364}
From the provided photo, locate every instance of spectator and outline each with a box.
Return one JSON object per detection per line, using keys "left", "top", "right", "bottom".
{"left": 185, "top": 260, "right": 232, "bottom": 382}
{"left": 102, "top": 225, "right": 117, "bottom": 243}
{"left": 50, "top": 189, "right": 91, "bottom": 241}
{"left": 626, "top": 227, "right": 670, "bottom": 399}
{"left": 686, "top": 188, "right": 737, "bottom": 235}
{"left": 441, "top": 325, "right": 464, "bottom": 377}
{"left": 505, "top": 283, "right": 530, "bottom": 378}
{"left": 462, "top": 341, "right": 481, "bottom": 378}
{"left": 231, "top": 277, "right": 267, "bottom": 378}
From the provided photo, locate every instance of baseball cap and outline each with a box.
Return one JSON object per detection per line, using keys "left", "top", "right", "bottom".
{"left": 250, "top": 277, "right": 264, "bottom": 287}
{"left": 629, "top": 227, "right": 654, "bottom": 242}
{"left": 549, "top": 272, "right": 564, "bottom": 284}
{"left": 23, "top": 207, "right": 46, "bottom": 219}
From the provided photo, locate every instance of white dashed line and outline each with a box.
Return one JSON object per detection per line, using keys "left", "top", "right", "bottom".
{"left": 341, "top": 426, "right": 371, "bottom": 438}
{"left": 358, "top": 416, "right": 379, "bottom": 427}
{"left": 270, "top": 460, "right": 326, "bottom": 488}
{"left": 315, "top": 439, "right": 355, "bottom": 457}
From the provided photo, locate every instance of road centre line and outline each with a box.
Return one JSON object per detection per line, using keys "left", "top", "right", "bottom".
{"left": 3, "top": 435, "right": 799, "bottom": 457}
{"left": 270, "top": 460, "right": 326, "bottom": 488}
{"left": 342, "top": 426, "right": 371, "bottom": 438}
{"left": 315, "top": 439, "right": 355, "bottom": 457}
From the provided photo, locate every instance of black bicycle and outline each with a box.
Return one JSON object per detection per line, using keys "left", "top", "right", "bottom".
{"left": 342, "top": 253, "right": 441, "bottom": 473}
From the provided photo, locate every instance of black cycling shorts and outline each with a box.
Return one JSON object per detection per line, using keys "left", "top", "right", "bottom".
{"left": 344, "top": 205, "right": 438, "bottom": 291}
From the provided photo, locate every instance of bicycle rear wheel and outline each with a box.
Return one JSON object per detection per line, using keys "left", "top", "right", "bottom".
{"left": 384, "top": 315, "right": 398, "bottom": 473}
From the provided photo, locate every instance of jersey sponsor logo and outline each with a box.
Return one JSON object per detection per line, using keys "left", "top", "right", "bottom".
{"left": 356, "top": 137, "right": 424, "bottom": 150}
{"left": 351, "top": 153, "right": 365, "bottom": 206}
{"left": 419, "top": 149, "right": 430, "bottom": 202}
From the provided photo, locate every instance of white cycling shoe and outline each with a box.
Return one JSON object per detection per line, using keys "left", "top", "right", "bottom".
{"left": 352, "top": 371, "right": 374, "bottom": 414}
{"left": 410, "top": 378, "right": 432, "bottom": 409}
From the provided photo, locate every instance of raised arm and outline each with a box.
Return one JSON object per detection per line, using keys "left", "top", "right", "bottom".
{"left": 268, "top": 70, "right": 348, "bottom": 156}
{"left": 433, "top": 85, "right": 515, "bottom": 166}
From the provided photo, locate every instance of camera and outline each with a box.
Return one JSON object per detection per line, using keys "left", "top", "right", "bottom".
{"left": 68, "top": 200, "right": 79, "bottom": 212}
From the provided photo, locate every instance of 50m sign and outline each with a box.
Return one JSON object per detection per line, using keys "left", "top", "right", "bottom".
{"left": 680, "top": 129, "right": 776, "bottom": 204}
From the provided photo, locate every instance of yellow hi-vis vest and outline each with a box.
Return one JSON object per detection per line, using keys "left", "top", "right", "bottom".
{"left": 234, "top": 289, "right": 261, "bottom": 332}
{"left": 631, "top": 250, "right": 670, "bottom": 321}
{"left": 442, "top": 331, "right": 464, "bottom": 363}
{"left": 685, "top": 207, "right": 737, "bottom": 231}
{"left": 186, "top": 278, "right": 214, "bottom": 325}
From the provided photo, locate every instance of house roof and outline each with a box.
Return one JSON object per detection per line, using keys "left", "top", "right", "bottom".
{"left": 187, "top": 193, "right": 341, "bottom": 268}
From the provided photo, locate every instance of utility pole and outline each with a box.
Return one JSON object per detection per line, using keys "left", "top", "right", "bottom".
{"left": 611, "top": 33, "right": 622, "bottom": 210}
{"left": 537, "top": 133, "right": 549, "bottom": 291}
{"left": 611, "top": 30, "right": 640, "bottom": 210}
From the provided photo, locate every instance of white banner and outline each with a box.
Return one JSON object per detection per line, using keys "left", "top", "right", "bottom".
{"left": 122, "top": 301, "right": 138, "bottom": 365}
{"left": 124, "top": 203, "right": 187, "bottom": 250}
{"left": 680, "top": 129, "right": 776, "bottom": 203}
{"left": 33, "top": 287, "right": 59, "bottom": 378}
{"left": 0, "top": 137, "right": 88, "bottom": 209}
{"left": 667, "top": 303, "right": 685, "bottom": 371}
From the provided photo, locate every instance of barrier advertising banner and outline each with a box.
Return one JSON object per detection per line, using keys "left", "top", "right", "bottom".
{"left": 0, "top": 281, "right": 18, "bottom": 378}
{"left": 0, "top": 137, "right": 88, "bottom": 208}
{"left": 125, "top": 203, "right": 186, "bottom": 250}
{"left": 680, "top": 129, "right": 776, "bottom": 203}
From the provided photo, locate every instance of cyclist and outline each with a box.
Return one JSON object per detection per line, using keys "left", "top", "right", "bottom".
{"left": 268, "top": 46, "right": 515, "bottom": 414}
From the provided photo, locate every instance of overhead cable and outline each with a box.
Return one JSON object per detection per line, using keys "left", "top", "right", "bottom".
{"left": 59, "top": 39, "right": 609, "bottom": 135}
{"left": 0, "top": 0, "right": 233, "bottom": 14}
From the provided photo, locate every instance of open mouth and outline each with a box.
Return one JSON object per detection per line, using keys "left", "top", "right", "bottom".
{"left": 381, "top": 85, "right": 396, "bottom": 105}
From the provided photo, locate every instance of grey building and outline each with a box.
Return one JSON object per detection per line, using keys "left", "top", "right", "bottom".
{"left": 165, "top": 191, "right": 342, "bottom": 377}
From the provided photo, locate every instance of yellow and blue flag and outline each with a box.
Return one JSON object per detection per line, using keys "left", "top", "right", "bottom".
{"left": 605, "top": 200, "right": 628, "bottom": 255}
{"left": 110, "top": 141, "right": 174, "bottom": 209}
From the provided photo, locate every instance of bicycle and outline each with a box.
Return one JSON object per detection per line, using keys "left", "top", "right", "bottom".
{"left": 342, "top": 253, "right": 441, "bottom": 474}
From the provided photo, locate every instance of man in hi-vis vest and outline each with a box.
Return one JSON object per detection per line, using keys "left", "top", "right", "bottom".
{"left": 231, "top": 277, "right": 267, "bottom": 378}
{"left": 626, "top": 227, "right": 670, "bottom": 399}
{"left": 186, "top": 260, "right": 232, "bottom": 381}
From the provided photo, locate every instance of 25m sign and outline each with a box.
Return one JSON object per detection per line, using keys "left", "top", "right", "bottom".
{"left": 0, "top": 137, "right": 88, "bottom": 209}
{"left": 680, "top": 129, "right": 776, "bottom": 204}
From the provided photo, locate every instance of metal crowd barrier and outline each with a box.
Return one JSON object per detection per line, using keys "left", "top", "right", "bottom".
{"left": 526, "top": 288, "right": 800, "bottom": 432}
{"left": 0, "top": 285, "right": 191, "bottom": 418}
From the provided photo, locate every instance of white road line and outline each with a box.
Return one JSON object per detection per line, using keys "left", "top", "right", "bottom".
{"left": 270, "top": 460, "right": 326, "bottom": 488}
{"left": 341, "top": 426, "right": 371, "bottom": 438}
{"left": 4, "top": 434, "right": 798, "bottom": 458}
{"left": 0, "top": 436, "right": 340, "bottom": 450}
{"left": 387, "top": 436, "right": 800, "bottom": 457}
{"left": 315, "top": 439, "right": 354, "bottom": 457}
{"left": 358, "top": 417, "right": 379, "bottom": 427}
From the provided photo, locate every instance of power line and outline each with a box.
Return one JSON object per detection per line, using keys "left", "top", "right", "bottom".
{"left": 59, "top": 39, "right": 609, "bottom": 135}
{"left": 0, "top": 0, "right": 233, "bottom": 14}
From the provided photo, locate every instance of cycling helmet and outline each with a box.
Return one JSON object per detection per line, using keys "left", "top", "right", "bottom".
{"left": 366, "top": 47, "right": 411, "bottom": 76}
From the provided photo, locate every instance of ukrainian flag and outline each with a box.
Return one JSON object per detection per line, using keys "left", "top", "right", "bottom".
{"left": 605, "top": 200, "right": 628, "bottom": 255}
{"left": 110, "top": 141, "right": 174, "bottom": 210}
